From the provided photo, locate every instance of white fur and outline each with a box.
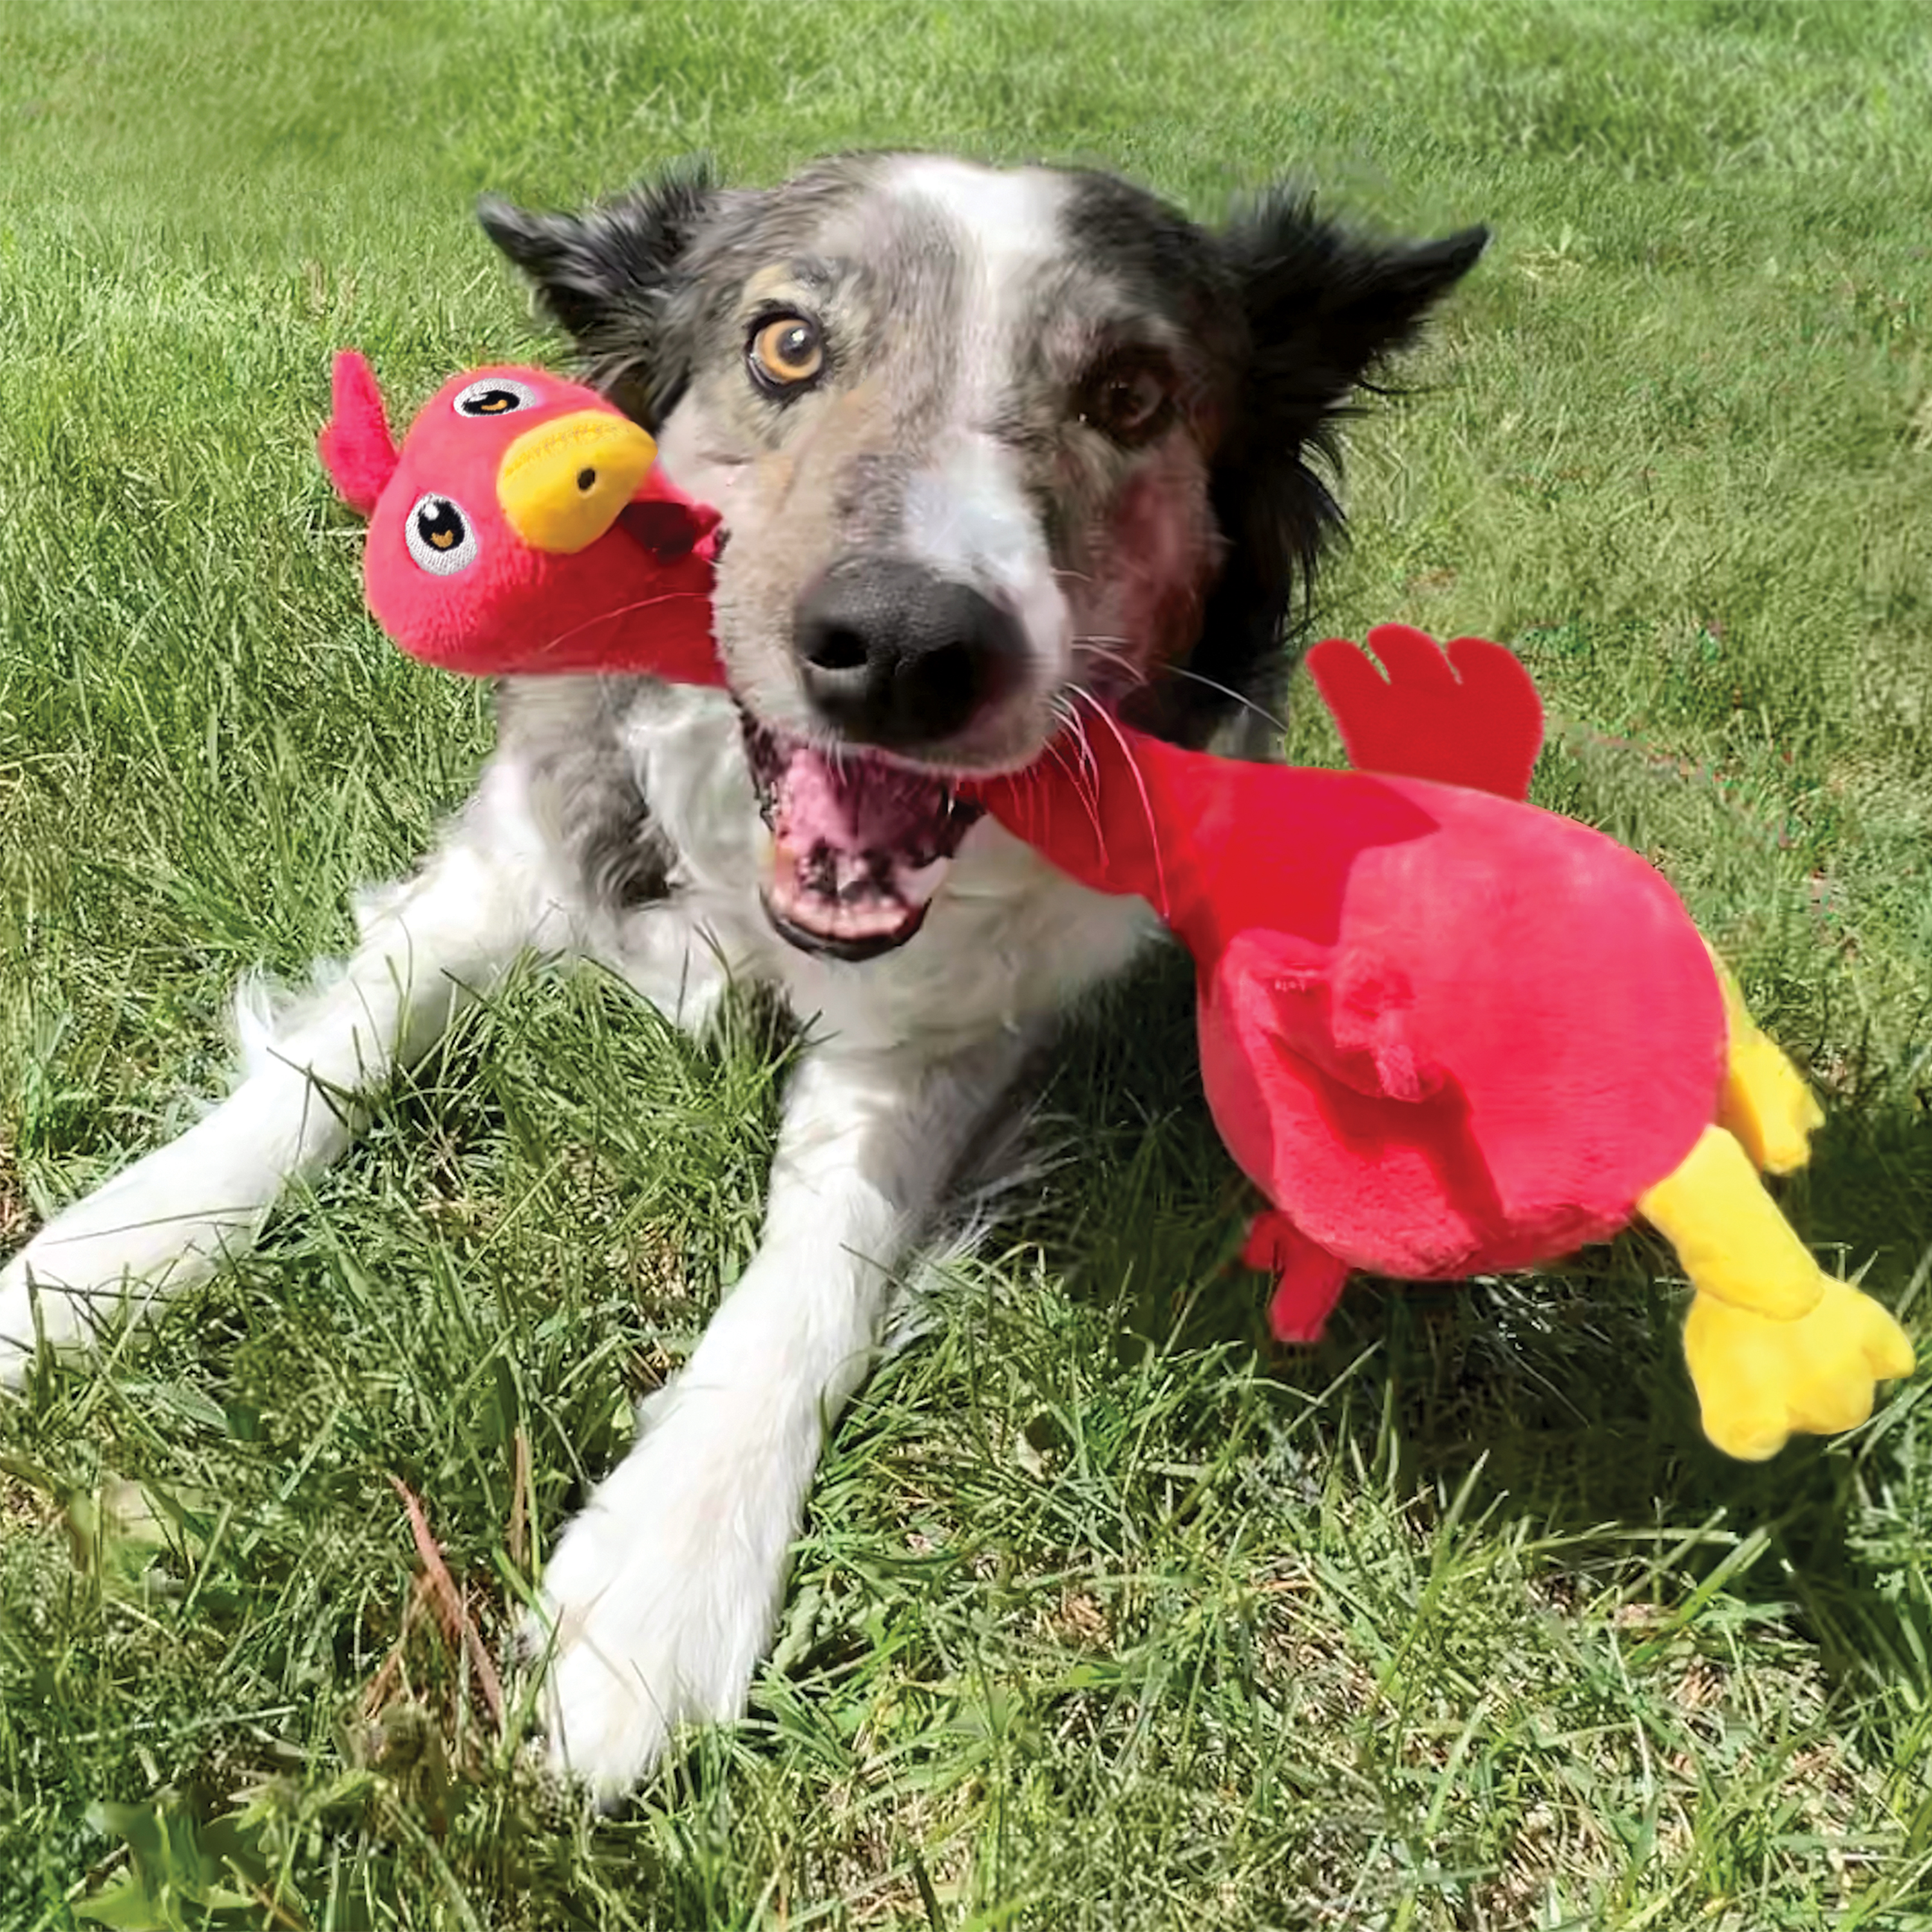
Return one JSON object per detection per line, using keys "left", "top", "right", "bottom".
{"left": 902, "top": 434, "right": 1070, "bottom": 689}
{"left": 887, "top": 156, "right": 1068, "bottom": 361}
{"left": 892, "top": 161, "right": 1073, "bottom": 686}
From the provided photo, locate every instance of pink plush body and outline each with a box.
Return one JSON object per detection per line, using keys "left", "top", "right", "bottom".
{"left": 961, "top": 630, "right": 1729, "bottom": 1336}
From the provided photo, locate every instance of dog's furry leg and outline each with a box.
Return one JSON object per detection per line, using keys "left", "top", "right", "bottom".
{"left": 0, "top": 766, "right": 560, "bottom": 1386}
{"left": 534, "top": 1023, "right": 1035, "bottom": 1803}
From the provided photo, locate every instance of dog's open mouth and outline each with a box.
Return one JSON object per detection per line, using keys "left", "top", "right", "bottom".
{"left": 740, "top": 714, "right": 983, "bottom": 961}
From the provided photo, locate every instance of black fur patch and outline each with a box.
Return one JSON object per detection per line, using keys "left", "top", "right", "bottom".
{"left": 1198, "top": 194, "right": 1488, "bottom": 714}
{"left": 1052, "top": 172, "right": 1486, "bottom": 737}
{"left": 496, "top": 677, "right": 679, "bottom": 913}
{"left": 479, "top": 161, "right": 726, "bottom": 428}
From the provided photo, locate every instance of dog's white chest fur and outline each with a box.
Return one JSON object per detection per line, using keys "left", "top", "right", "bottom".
{"left": 587, "top": 683, "right": 1160, "bottom": 1052}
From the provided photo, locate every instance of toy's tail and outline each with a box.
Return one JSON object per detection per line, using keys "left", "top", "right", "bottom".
{"left": 317, "top": 350, "right": 400, "bottom": 518}
{"left": 1307, "top": 625, "right": 1543, "bottom": 802}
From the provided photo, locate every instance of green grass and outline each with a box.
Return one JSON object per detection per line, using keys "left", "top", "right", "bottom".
{"left": 3, "top": 0, "right": 1931, "bottom": 1923}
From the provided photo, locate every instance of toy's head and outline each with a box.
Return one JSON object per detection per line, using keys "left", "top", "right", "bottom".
{"left": 317, "top": 353, "right": 722, "bottom": 680}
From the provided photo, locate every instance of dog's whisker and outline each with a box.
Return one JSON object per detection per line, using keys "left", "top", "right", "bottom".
{"left": 1069, "top": 641, "right": 1151, "bottom": 697}
{"left": 1054, "top": 690, "right": 1101, "bottom": 790}
{"left": 1063, "top": 692, "right": 1115, "bottom": 887}
{"left": 1039, "top": 737, "right": 1078, "bottom": 852}
{"left": 1043, "top": 721, "right": 1108, "bottom": 856}
{"left": 533, "top": 591, "right": 712, "bottom": 659}
{"left": 1066, "top": 721, "right": 1107, "bottom": 830}
{"left": 1161, "top": 666, "right": 1290, "bottom": 737}
{"left": 1070, "top": 686, "right": 1168, "bottom": 920}
{"left": 1072, "top": 639, "right": 1290, "bottom": 738}
{"left": 1070, "top": 640, "right": 1146, "bottom": 676}
{"left": 1047, "top": 692, "right": 1107, "bottom": 867}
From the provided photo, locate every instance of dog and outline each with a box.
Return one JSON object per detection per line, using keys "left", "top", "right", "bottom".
{"left": 0, "top": 153, "right": 1484, "bottom": 1802}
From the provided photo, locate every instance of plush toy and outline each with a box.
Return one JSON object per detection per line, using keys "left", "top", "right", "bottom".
{"left": 323, "top": 357, "right": 1914, "bottom": 1459}
{"left": 967, "top": 628, "right": 1914, "bottom": 1459}
{"left": 317, "top": 353, "right": 720, "bottom": 683}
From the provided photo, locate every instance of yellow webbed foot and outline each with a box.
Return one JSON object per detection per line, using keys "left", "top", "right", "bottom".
{"left": 1710, "top": 952, "right": 1824, "bottom": 1175}
{"left": 1642, "top": 967, "right": 1912, "bottom": 1458}
{"left": 1642, "top": 1122, "right": 1917, "bottom": 1458}
{"left": 1639, "top": 1125, "right": 1825, "bottom": 1322}
{"left": 1683, "top": 1277, "right": 1917, "bottom": 1461}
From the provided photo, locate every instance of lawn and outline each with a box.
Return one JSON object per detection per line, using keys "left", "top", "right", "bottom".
{"left": 3, "top": 0, "right": 1931, "bottom": 1924}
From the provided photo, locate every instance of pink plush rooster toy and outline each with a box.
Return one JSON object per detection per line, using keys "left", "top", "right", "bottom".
{"left": 970, "top": 630, "right": 1913, "bottom": 1461}
{"left": 323, "top": 358, "right": 1914, "bottom": 1461}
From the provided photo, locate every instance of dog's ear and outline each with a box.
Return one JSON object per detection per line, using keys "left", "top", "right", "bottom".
{"left": 1222, "top": 195, "right": 1489, "bottom": 423}
{"left": 478, "top": 160, "right": 724, "bottom": 425}
{"left": 1193, "top": 195, "right": 1487, "bottom": 715}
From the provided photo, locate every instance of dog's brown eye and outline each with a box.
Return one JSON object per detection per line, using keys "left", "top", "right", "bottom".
{"left": 1079, "top": 354, "right": 1174, "bottom": 446}
{"left": 748, "top": 314, "right": 825, "bottom": 393}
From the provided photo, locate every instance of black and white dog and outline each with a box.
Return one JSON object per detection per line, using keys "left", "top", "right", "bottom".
{"left": 0, "top": 155, "right": 1484, "bottom": 1800}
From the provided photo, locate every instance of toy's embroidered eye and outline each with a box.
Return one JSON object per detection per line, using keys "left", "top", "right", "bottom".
{"left": 404, "top": 493, "right": 479, "bottom": 574}
{"left": 746, "top": 314, "right": 825, "bottom": 395}
{"left": 453, "top": 375, "right": 540, "bottom": 417}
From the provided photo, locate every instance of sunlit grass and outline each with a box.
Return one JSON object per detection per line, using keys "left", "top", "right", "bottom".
{"left": 2, "top": 0, "right": 1929, "bottom": 1924}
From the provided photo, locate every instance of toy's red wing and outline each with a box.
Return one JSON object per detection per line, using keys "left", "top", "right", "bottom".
{"left": 1306, "top": 625, "right": 1543, "bottom": 802}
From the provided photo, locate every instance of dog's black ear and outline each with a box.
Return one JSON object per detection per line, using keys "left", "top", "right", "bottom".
{"left": 1224, "top": 195, "right": 1489, "bottom": 419}
{"left": 478, "top": 160, "right": 723, "bottom": 424}
{"left": 1191, "top": 196, "right": 1487, "bottom": 721}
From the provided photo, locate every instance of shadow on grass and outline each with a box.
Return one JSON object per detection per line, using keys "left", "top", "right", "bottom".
{"left": 1027, "top": 945, "right": 1932, "bottom": 1694}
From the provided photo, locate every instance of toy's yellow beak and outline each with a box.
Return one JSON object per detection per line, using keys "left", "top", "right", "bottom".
{"left": 497, "top": 411, "right": 659, "bottom": 554}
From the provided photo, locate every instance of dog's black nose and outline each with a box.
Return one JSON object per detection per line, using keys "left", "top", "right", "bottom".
{"left": 794, "top": 558, "right": 1026, "bottom": 749}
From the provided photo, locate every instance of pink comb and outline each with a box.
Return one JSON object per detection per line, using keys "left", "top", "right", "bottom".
{"left": 317, "top": 350, "right": 400, "bottom": 517}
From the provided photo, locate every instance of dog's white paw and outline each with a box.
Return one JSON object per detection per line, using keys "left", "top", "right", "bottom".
{"left": 530, "top": 1387, "right": 807, "bottom": 1806}
{"left": 0, "top": 1154, "right": 250, "bottom": 1388}
{"left": 0, "top": 1222, "right": 145, "bottom": 1388}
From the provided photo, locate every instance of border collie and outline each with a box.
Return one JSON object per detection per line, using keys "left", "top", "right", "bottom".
{"left": 0, "top": 154, "right": 1484, "bottom": 1801}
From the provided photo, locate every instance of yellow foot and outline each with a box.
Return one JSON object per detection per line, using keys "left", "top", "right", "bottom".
{"left": 1683, "top": 1277, "right": 1916, "bottom": 1461}
{"left": 1640, "top": 1125, "right": 1826, "bottom": 1321}
{"left": 1710, "top": 953, "right": 1824, "bottom": 1174}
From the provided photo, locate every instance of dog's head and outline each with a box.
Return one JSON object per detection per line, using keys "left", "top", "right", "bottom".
{"left": 480, "top": 155, "right": 1484, "bottom": 958}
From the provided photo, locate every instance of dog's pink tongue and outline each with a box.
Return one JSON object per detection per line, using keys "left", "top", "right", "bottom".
{"left": 775, "top": 746, "right": 944, "bottom": 854}
{"left": 764, "top": 744, "right": 958, "bottom": 947}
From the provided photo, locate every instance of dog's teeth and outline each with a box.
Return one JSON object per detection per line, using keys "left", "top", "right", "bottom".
{"left": 740, "top": 698, "right": 981, "bottom": 954}
{"left": 802, "top": 846, "right": 837, "bottom": 896}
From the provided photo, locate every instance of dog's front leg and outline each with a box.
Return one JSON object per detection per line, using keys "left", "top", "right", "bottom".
{"left": 0, "top": 767, "right": 558, "bottom": 1385}
{"left": 535, "top": 1025, "right": 1032, "bottom": 1803}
